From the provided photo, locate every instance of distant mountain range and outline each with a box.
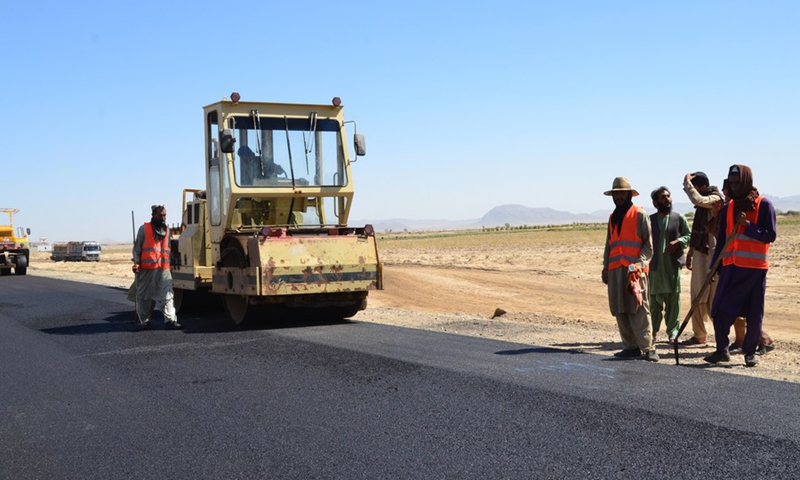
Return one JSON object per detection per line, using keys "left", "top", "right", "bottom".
{"left": 356, "top": 194, "right": 800, "bottom": 233}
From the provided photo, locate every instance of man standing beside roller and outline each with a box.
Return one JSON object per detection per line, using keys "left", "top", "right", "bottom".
{"left": 132, "top": 205, "right": 182, "bottom": 330}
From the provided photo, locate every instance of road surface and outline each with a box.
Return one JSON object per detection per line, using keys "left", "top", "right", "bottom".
{"left": 1, "top": 277, "right": 798, "bottom": 479}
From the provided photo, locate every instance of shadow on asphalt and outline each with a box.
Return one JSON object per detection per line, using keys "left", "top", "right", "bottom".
{"left": 179, "top": 311, "right": 353, "bottom": 334}
{"left": 495, "top": 346, "right": 582, "bottom": 356}
{"left": 41, "top": 311, "right": 140, "bottom": 335}
{"left": 40, "top": 309, "right": 353, "bottom": 336}
{"left": 506, "top": 340, "right": 727, "bottom": 367}
{"left": 552, "top": 340, "right": 620, "bottom": 352}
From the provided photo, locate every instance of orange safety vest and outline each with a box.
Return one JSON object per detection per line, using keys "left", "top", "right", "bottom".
{"left": 722, "top": 196, "right": 769, "bottom": 269}
{"left": 139, "top": 222, "right": 171, "bottom": 270}
{"left": 607, "top": 205, "right": 649, "bottom": 272}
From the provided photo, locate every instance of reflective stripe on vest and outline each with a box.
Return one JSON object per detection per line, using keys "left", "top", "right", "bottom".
{"left": 140, "top": 222, "right": 171, "bottom": 270}
{"left": 608, "top": 205, "right": 648, "bottom": 271}
{"left": 722, "top": 196, "right": 769, "bottom": 269}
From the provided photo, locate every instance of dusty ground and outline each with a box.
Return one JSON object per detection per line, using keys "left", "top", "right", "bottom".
{"left": 27, "top": 220, "right": 800, "bottom": 383}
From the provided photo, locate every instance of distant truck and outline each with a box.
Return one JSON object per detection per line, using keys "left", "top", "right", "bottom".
{"left": 0, "top": 208, "right": 30, "bottom": 275}
{"left": 51, "top": 241, "right": 101, "bottom": 262}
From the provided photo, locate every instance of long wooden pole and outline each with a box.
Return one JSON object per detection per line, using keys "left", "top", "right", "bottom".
{"left": 673, "top": 218, "right": 741, "bottom": 365}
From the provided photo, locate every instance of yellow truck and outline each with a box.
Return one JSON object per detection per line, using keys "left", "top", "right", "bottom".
{"left": 170, "top": 93, "right": 382, "bottom": 324}
{"left": 0, "top": 208, "right": 30, "bottom": 276}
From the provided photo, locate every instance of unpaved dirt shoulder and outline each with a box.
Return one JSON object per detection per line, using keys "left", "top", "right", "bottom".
{"left": 26, "top": 238, "right": 800, "bottom": 384}
{"left": 356, "top": 306, "right": 800, "bottom": 384}
{"left": 356, "top": 264, "right": 800, "bottom": 384}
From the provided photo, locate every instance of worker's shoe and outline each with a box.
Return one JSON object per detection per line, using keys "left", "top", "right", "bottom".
{"left": 138, "top": 321, "right": 152, "bottom": 331}
{"left": 744, "top": 354, "right": 758, "bottom": 367}
{"left": 703, "top": 351, "right": 731, "bottom": 364}
{"left": 643, "top": 350, "right": 660, "bottom": 362}
{"left": 679, "top": 336, "right": 707, "bottom": 347}
{"left": 165, "top": 321, "right": 183, "bottom": 330}
{"left": 756, "top": 344, "right": 776, "bottom": 356}
{"left": 729, "top": 344, "right": 744, "bottom": 355}
{"left": 613, "top": 348, "right": 641, "bottom": 358}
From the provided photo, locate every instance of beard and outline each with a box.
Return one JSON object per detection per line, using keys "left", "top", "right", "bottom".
{"left": 610, "top": 193, "right": 633, "bottom": 234}
{"left": 150, "top": 218, "right": 167, "bottom": 238}
{"left": 657, "top": 204, "right": 672, "bottom": 215}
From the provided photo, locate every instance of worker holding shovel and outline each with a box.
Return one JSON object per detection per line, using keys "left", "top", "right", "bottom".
{"left": 704, "top": 165, "right": 776, "bottom": 368}
{"left": 679, "top": 172, "right": 723, "bottom": 346}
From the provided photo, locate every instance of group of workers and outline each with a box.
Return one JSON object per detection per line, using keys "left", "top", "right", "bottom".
{"left": 602, "top": 164, "right": 777, "bottom": 367}
{"left": 124, "top": 164, "right": 778, "bottom": 371}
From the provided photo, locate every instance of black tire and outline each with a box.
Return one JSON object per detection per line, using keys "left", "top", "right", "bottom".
{"left": 223, "top": 294, "right": 251, "bottom": 325}
{"left": 220, "top": 245, "right": 252, "bottom": 325}
{"left": 220, "top": 246, "right": 246, "bottom": 268}
{"left": 15, "top": 255, "right": 28, "bottom": 275}
{"left": 174, "top": 288, "right": 187, "bottom": 313}
{"left": 326, "top": 297, "right": 367, "bottom": 320}
{"left": 330, "top": 303, "right": 363, "bottom": 320}
{"left": 291, "top": 297, "right": 366, "bottom": 323}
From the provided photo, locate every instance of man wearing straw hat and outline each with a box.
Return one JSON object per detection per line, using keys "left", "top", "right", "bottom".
{"left": 601, "top": 177, "right": 658, "bottom": 361}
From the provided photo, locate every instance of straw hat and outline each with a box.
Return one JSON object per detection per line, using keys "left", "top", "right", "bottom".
{"left": 604, "top": 176, "right": 639, "bottom": 196}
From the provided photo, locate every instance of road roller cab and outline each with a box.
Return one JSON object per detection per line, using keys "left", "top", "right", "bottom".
{"left": 170, "top": 93, "right": 382, "bottom": 324}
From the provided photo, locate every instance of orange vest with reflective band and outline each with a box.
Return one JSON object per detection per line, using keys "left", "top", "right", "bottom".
{"left": 608, "top": 205, "right": 649, "bottom": 272}
{"left": 140, "top": 222, "right": 171, "bottom": 270}
{"left": 722, "top": 197, "right": 769, "bottom": 269}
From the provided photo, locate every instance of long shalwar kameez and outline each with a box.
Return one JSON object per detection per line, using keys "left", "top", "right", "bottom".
{"left": 682, "top": 177, "right": 722, "bottom": 341}
{"left": 603, "top": 208, "right": 654, "bottom": 353}
{"left": 132, "top": 223, "right": 178, "bottom": 325}
{"left": 710, "top": 198, "right": 776, "bottom": 356}
{"left": 649, "top": 213, "right": 691, "bottom": 340}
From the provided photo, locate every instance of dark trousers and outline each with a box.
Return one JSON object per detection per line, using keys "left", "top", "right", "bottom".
{"left": 711, "top": 265, "right": 767, "bottom": 355}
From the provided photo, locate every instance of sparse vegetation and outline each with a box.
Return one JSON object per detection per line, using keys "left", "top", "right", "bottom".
{"left": 378, "top": 218, "right": 799, "bottom": 249}
{"left": 378, "top": 222, "right": 607, "bottom": 249}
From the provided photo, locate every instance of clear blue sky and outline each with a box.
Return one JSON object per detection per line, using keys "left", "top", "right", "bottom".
{"left": 2, "top": 1, "right": 798, "bottom": 243}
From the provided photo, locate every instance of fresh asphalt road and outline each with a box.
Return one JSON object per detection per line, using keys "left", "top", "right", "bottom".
{"left": 1, "top": 277, "right": 798, "bottom": 479}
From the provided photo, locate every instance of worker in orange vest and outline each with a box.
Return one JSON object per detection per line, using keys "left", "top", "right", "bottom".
{"left": 602, "top": 177, "right": 658, "bottom": 362}
{"left": 132, "top": 205, "right": 182, "bottom": 330}
{"left": 704, "top": 165, "right": 776, "bottom": 367}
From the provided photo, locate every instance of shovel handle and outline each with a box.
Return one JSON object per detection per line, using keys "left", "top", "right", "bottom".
{"left": 673, "top": 215, "right": 742, "bottom": 364}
